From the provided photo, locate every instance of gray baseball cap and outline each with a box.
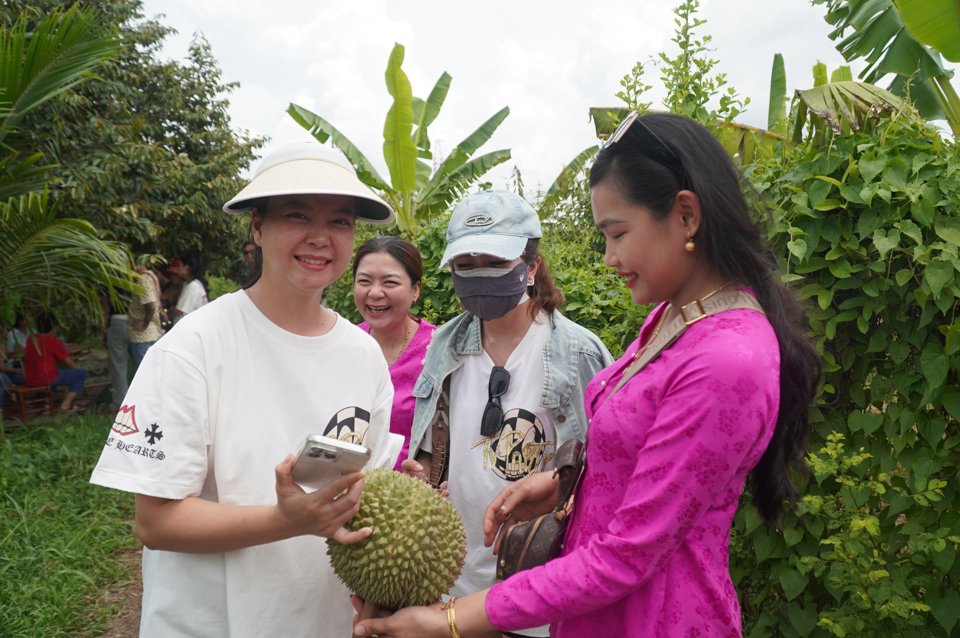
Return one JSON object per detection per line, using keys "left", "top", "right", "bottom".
{"left": 440, "top": 190, "right": 542, "bottom": 268}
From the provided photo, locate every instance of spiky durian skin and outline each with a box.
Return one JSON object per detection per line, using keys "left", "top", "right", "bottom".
{"left": 327, "top": 468, "right": 467, "bottom": 609}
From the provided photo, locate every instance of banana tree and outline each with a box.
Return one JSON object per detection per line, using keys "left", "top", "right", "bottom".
{"left": 289, "top": 43, "right": 511, "bottom": 235}
{"left": 813, "top": 0, "right": 960, "bottom": 135}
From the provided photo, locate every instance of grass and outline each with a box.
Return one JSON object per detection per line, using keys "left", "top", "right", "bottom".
{"left": 0, "top": 414, "right": 139, "bottom": 637}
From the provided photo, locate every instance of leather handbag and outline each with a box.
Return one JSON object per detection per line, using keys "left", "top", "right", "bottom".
{"left": 496, "top": 439, "right": 585, "bottom": 580}
{"left": 495, "top": 288, "right": 764, "bottom": 579}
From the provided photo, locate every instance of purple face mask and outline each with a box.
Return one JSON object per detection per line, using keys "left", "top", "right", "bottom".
{"left": 451, "top": 262, "right": 529, "bottom": 321}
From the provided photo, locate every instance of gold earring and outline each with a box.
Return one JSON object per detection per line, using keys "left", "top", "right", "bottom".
{"left": 684, "top": 238, "right": 696, "bottom": 252}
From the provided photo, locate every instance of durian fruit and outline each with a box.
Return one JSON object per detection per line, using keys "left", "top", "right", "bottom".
{"left": 327, "top": 468, "right": 466, "bottom": 609}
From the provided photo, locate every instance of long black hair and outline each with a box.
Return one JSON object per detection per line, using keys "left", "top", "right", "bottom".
{"left": 590, "top": 112, "right": 821, "bottom": 526}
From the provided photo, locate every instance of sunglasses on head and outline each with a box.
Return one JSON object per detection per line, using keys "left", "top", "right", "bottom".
{"left": 480, "top": 366, "right": 510, "bottom": 437}
{"left": 603, "top": 111, "right": 689, "bottom": 189}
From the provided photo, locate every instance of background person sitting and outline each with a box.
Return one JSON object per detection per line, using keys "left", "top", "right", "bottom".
{"left": 23, "top": 312, "right": 87, "bottom": 414}
{"left": 5, "top": 311, "right": 32, "bottom": 366}
{"left": 0, "top": 327, "right": 26, "bottom": 415}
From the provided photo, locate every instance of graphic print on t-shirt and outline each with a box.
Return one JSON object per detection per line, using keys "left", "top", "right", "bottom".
{"left": 470, "top": 407, "right": 555, "bottom": 481}
{"left": 112, "top": 404, "right": 139, "bottom": 436}
{"left": 323, "top": 406, "right": 371, "bottom": 446}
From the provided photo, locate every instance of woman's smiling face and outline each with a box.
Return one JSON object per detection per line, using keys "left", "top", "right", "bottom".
{"left": 252, "top": 194, "right": 356, "bottom": 295}
{"left": 591, "top": 180, "right": 692, "bottom": 306}
{"left": 353, "top": 251, "right": 419, "bottom": 331}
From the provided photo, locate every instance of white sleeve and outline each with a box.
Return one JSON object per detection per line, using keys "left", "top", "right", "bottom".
{"left": 89, "top": 345, "right": 211, "bottom": 499}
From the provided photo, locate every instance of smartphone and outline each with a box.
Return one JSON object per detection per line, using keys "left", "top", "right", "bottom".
{"left": 291, "top": 435, "right": 371, "bottom": 491}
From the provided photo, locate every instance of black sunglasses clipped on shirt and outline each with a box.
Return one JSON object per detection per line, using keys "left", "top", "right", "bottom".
{"left": 603, "top": 110, "right": 690, "bottom": 189}
{"left": 480, "top": 366, "right": 511, "bottom": 437}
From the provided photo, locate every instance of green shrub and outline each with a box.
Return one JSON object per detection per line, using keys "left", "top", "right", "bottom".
{"left": 734, "top": 115, "right": 960, "bottom": 637}
{"left": 206, "top": 274, "right": 239, "bottom": 301}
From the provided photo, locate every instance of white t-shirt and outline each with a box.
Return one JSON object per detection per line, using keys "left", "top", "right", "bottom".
{"left": 90, "top": 291, "right": 398, "bottom": 638}
{"left": 446, "top": 314, "right": 557, "bottom": 606}
{"left": 175, "top": 278, "right": 208, "bottom": 315}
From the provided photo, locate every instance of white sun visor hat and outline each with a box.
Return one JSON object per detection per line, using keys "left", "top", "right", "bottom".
{"left": 223, "top": 142, "right": 395, "bottom": 224}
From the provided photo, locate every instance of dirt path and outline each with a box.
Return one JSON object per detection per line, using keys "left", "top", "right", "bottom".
{"left": 99, "top": 548, "right": 142, "bottom": 638}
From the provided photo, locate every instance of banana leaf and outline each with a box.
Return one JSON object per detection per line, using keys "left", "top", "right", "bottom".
{"left": 896, "top": 0, "right": 960, "bottom": 62}
{"left": 539, "top": 145, "right": 598, "bottom": 218}
{"left": 288, "top": 103, "right": 390, "bottom": 191}
{"left": 790, "top": 80, "right": 918, "bottom": 142}
{"left": 710, "top": 122, "right": 786, "bottom": 165}
{"left": 768, "top": 53, "right": 788, "bottom": 131}
{"left": 412, "top": 71, "right": 451, "bottom": 158}
{"left": 382, "top": 43, "right": 417, "bottom": 194}
{"left": 420, "top": 149, "right": 511, "bottom": 215}
{"left": 589, "top": 107, "right": 631, "bottom": 139}
{"left": 423, "top": 107, "right": 510, "bottom": 197}
{"left": 813, "top": 0, "right": 958, "bottom": 132}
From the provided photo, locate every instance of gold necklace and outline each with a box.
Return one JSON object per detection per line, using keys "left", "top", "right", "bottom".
{"left": 383, "top": 318, "right": 415, "bottom": 366}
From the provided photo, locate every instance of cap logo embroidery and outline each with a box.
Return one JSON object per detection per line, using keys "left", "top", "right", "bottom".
{"left": 464, "top": 214, "right": 494, "bottom": 227}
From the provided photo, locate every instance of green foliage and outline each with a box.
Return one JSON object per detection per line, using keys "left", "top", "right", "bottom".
{"left": 615, "top": 60, "right": 653, "bottom": 114}
{"left": 790, "top": 80, "right": 920, "bottom": 145}
{"left": 0, "top": 6, "right": 138, "bottom": 328}
{"left": 11, "top": 0, "right": 264, "bottom": 276}
{"left": 897, "top": 0, "right": 960, "bottom": 63}
{"left": 289, "top": 43, "right": 511, "bottom": 235}
{"left": 542, "top": 229, "right": 648, "bottom": 357}
{"left": 0, "top": 415, "right": 139, "bottom": 637}
{"left": 0, "top": 4, "right": 120, "bottom": 202}
{"left": 0, "top": 194, "right": 138, "bottom": 329}
{"left": 658, "top": 0, "right": 750, "bottom": 124}
{"left": 734, "top": 114, "right": 960, "bottom": 637}
{"left": 812, "top": 0, "right": 960, "bottom": 134}
{"left": 768, "top": 53, "right": 788, "bottom": 131}
{"left": 206, "top": 274, "right": 240, "bottom": 302}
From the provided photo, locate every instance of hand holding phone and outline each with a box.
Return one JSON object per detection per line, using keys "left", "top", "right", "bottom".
{"left": 291, "top": 435, "right": 371, "bottom": 491}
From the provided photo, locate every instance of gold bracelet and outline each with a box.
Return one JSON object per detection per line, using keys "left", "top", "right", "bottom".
{"left": 442, "top": 596, "right": 462, "bottom": 638}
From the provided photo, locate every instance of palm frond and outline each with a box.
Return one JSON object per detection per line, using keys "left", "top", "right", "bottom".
{"left": 0, "top": 193, "right": 137, "bottom": 324}
{"left": 0, "top": 6, "right": 120, "bottom": 144}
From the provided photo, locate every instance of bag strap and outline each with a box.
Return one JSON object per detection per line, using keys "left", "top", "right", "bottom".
{"left": 553, "top": 439, "right": 584, "bottom": 504}
{"left": 428, "top": 377, "right": 451, "bottom": 489}
{"left": 612, "top": 289, "right": 763, "bottom": 394}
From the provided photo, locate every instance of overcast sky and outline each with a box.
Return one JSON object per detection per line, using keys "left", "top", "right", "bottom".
{"left": 140, "top": 0, "right": 867, "bottom": 194}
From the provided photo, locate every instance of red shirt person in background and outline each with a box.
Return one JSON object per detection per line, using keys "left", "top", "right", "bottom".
{"left": 23, "top": 313, "right": 87, "bottom": 413}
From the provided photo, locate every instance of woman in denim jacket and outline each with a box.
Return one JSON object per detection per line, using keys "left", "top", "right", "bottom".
{"left": 402, "top": 190, "right": 612, "bottom": 638}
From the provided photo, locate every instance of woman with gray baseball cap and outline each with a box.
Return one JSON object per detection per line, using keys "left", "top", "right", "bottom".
{"left": 399, "top": 190, "right": 613, "bottom": 638}
{"left": 91, "top": 142, "right": 404, "bottom": 638}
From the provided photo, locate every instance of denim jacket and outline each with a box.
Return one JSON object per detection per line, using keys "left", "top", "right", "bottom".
{"left": 408, "top": 309, "right": 614, "bottom": 458}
